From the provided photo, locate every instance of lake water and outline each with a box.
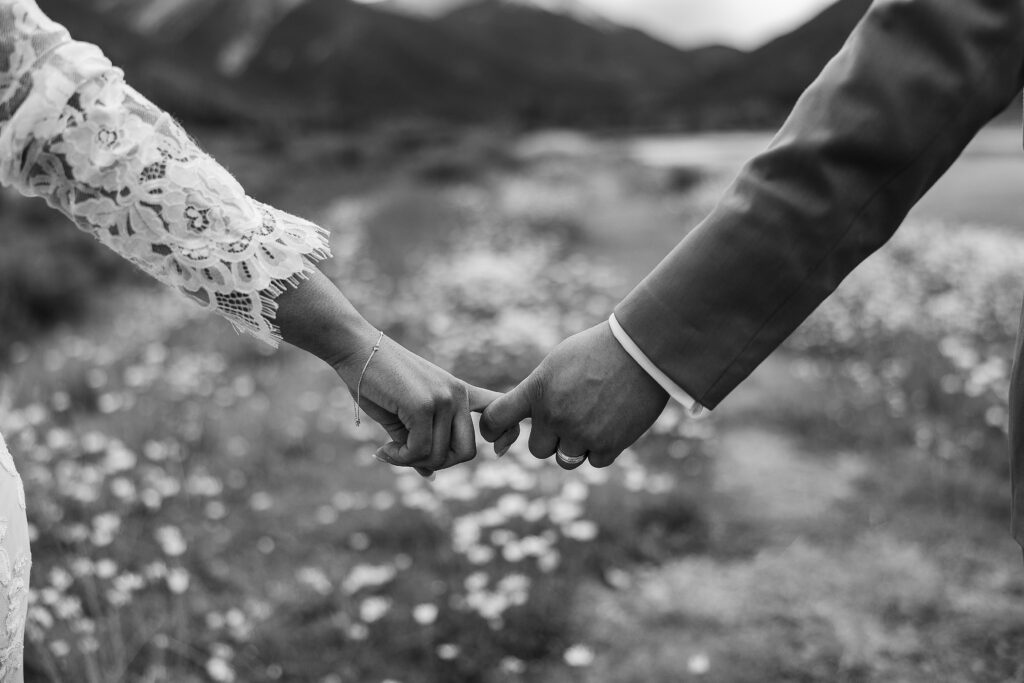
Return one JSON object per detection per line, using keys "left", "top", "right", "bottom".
{"left": 630, "top": 125, "right": 1024, "bottom": 228}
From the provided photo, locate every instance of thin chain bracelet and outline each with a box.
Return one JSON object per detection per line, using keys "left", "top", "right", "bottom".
{"left": 354, "top": 330, "right": 385, "bottom": 426}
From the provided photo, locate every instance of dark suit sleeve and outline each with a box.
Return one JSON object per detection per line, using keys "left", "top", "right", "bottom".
{"left": 614, "top": 0, "right": 1024, "bottom": 409}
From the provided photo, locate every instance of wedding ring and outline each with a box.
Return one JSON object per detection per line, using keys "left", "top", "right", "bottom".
{"left": 556, "top": 449, "right": 587, "bottom": 466}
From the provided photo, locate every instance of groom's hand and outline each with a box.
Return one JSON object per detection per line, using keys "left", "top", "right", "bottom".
{"left": 480, "top": 322, "right": 668, "bottom": 468}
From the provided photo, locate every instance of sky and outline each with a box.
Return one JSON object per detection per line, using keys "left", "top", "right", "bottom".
{"left": 358, "top": 0, "right": 840, "bottom": 49}
{"left": 581, "top": 0, "right": 839, "bottom": 49}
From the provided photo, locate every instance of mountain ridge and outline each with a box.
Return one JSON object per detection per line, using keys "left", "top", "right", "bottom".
{"left": 703, "top": 0, "right": 871, "bottom": 106}
{"left": 37, "top": 0, "right": 866, "bottom": 129}
{"left": 462, "top": 0, "right": 617, "bottom": 30}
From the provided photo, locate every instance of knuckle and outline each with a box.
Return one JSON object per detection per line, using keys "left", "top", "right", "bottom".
{"left": 533, "top": 403, "right": 556, "bottom": 424}
{"left": 435, "top": 391, "right": 457, "bottom": 411}
{"left": 408, "top": 441, "right": 432, "bottom": 459}
{"left": 393, "top": 451, "right": 419, "bottom": 466}
{"left": 413, "top": 397, "right": 435, "bottom": 416}
{"left": 428, "top": 454, "right": 450, "bottom": 470}
{"left": 529, "top": 375, "right": 546, "bottom": 402}
{"left": 544, "top": 412, "right": 564, "bottom": 431}
{"left": 580, "top": 425, "right": 604, "bottom": 444}
{"left": 539, "top": 397, "right": 569, "bottom": 426}
{"left": 483, "top": 413, "right": 501, "bottom": 431}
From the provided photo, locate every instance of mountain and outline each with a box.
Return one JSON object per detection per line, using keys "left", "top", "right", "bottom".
{"left": 687, "top": 0, "right": 871, "bottom": 123}
{"left": 372, "top": 0, "right": 467, "bottom": 17}
{"left": 242, "top": 0, "right": 556, "bottom": 124}
{"left": 37, "top": 0, "right": 146, "bottom": 66}
{"left": 39, "top": 0, "right": 266, "bottom": 123}
{"left": 162, "top": 1, "right": 299, "bottom": 93}
{"left": 436, "top": 0, "right": 741, "bottom": 123}
{"left": 36, "top": 0, "right": 865, "bottom": 130}
{"left": 373, "top": 0, "right": 614, "bottom": 24}
{"left": 438, "top": 0, "right": 734, "bottom": 91}
{"left": 241, "top": 0, "right": 735, "bottom": 126}
{"left": 59, "top": 0, "right": 742, "bottom": 126}
{"left": 485, "top": 0, "right": 616, "bottom": 29}
{"left": 48, "top": 0, "right": 303, "bottom": 78}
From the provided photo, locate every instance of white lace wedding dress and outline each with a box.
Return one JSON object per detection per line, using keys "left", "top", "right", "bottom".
{"left": 0, "top": 2, "right": 332, "bottom": 679}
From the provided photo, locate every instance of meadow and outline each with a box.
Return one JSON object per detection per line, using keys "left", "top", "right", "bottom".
{"left": 2, "top": 123, "right": 1024, "bottom": 682}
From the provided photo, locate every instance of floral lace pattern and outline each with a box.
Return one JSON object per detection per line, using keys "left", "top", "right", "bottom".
{"left": 0, "top": 433, "right": 29, "bottom": 683}
{"left": 0, "top": 438, "right": 22, "bottom": 514}
{"left": 0, "top": 520, "right": 29, "bottom": 683}
{"left": 0, "top": 0, "right": 332, "bottom": 345}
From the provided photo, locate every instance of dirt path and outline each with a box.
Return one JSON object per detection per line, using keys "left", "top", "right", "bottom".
{"left": 712, "top": 427, "right": 867, "bottom": 523}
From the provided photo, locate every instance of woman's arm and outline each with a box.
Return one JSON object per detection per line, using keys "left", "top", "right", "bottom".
{"left": 0, "top": 1, "right": 327, "bottom": 346}
{"left": 0, "top": 0, "right": 513, "bottom": 472}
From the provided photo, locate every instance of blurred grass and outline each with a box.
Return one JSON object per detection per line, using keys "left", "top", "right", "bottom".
{"left": 2, "top": 123, "right": 1024, "bottom": 682}
{"left": 0, "top": 192, "right": 147, "bottom": 358}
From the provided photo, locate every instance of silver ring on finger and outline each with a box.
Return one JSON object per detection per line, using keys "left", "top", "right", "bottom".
{"left": 556, "top": 449, "right": 588, "bottom": 467}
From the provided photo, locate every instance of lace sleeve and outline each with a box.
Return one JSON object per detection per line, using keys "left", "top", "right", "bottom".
{"left": 0, "top": 0, "right": 331, "bottom": 346}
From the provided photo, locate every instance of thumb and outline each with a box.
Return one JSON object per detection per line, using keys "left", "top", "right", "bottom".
{"left": 466, "top": 384, "right": 503, "bottom": 413}
{"left": 480, "top": 377, "right": 535, "bottom": 442}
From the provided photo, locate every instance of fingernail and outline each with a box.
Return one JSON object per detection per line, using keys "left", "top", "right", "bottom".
{"left": 373, "top": 452, "right": 389, "bottom": 464}
{"left": 421, "top": 471, "right": 436, "bottom": 482}
{"left": 497, "top": 445, "right": 510, "bottom": 458}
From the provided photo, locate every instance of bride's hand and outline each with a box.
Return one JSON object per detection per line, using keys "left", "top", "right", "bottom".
{"left": 334, "top": 332, "right": 519, "bottom": 475}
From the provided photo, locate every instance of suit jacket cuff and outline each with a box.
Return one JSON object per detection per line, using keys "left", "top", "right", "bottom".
{"left": 608, "top": 314, "right": 706, "bottom": 417}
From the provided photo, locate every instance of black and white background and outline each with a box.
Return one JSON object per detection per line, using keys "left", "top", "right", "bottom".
{"left": 4, "top": 1, "right": 1023, "bottom": 681}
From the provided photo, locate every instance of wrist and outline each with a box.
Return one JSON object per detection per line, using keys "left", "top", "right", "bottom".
{"left": 607, "top": 315, "right": 702, "bottom": 413}
{"left": 600, "top": 321, "right": 669, "bottom": 403}
{"left": 325, "top": 320, "right": 383, "bottom": 379}
{"left": 272, "top": 267, "right": 383, "bottom": 372}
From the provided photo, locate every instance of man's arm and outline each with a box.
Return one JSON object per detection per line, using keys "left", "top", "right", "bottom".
{"left": 483, "top": 0, "right": 1024, "bottom": 465}
{"left": 617, "top": 0, "right": 1024, "bottom": 409}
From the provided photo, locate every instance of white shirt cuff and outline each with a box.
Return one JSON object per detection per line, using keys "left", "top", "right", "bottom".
{"left": 608, "top": 313, "right": 706, "bottom": 417}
